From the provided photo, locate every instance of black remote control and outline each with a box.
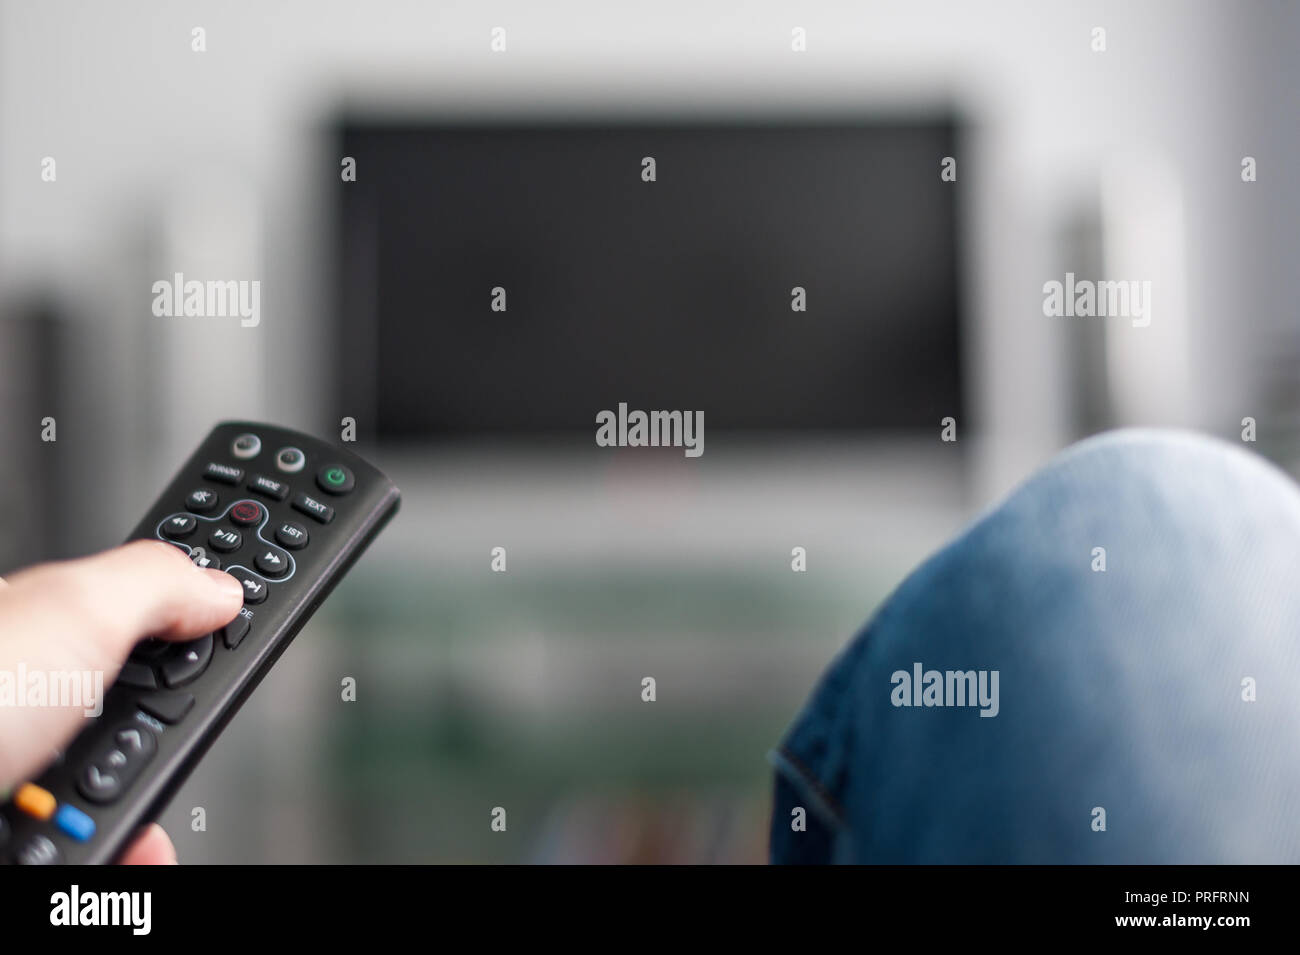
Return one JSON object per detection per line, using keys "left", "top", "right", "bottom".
{"left": 0, "top": 421, "right": 400, "bottom": 864}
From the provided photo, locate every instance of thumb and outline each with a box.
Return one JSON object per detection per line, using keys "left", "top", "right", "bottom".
{"left": 0, "top": 540, "right": 244, "bottom": 785}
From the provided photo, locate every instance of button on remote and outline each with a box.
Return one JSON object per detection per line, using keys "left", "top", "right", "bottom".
{"left": 77, "top": 765, "right": 121, "bottom": 804}
{"left": 130, "top": 638, "right": 170, "bottom": 662}
{"left": 248, "top": 474, "right": 290, "bottom": 501}
{"left": 231, "top": 434, "right": 261, "bottom": 459}
{"left": 78, "top": 723, "right": 158, "bottom": 805}
{"left": 114, "top": 725, "right": 155, "bottom": 758}
{"left": 55, "top": 805, "right": 96, "bottom": 843}
{"left": 274, "top": 520, "right": 309, "bottom": 550}
{"left": 317, "top": 464, "right": 354, "bottom": 495}
{"left": 209, "top": 527, "right": 242, "bottom": 552}
{"left": 254, "top": 547, "right": 290, "bottom": 578}
{"left": 230, "top": 501, "right": 263, "bottom": 526}
{"left": 222, "top": 611, "right": 251, "bottom": 649}
{"left": 293, "top": 492, "right": 334, "bottom": 524}
{"left": 14, "top": 834, "right": 62, "bottom": 865}
{"left": 228, "top": 569, "right": 268, "bottom": 604}
{"left": 14, "top": 784, "right": 55, "bottom": 820}
{"left": 191, "top": 550, "right": 220, "bottom": 570}
{"left": 161, "top": 634, "right": 214, "bottom": 688}
{"left": 117, "top": 661, "right": 157, "bottom": 690}
{"left": 186, "top": 488, "right": 220, "bottom": 513}
{"left": 138, "top": 692, "right": 195, "bottom": 725}
{"left": 205, "top": 462, "right": 244, "bottom": 485}
{"left": 162, "top": 514, "right": 197, "bottom": 539}
{"left": 275, "top": 447, "right": 306, "bottom": 473}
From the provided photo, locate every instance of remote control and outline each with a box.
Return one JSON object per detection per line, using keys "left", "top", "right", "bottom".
{"left": 0, "top": 421, "right": 400, "bottom": 864}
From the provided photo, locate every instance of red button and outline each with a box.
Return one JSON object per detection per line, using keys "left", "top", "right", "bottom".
{"left": 230, "top": 501, "right": 263, "bottom": 525}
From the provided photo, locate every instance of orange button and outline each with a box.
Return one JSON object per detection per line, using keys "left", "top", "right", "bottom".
{"left": 14, "top": 783, "right": 56, "bottom": 820}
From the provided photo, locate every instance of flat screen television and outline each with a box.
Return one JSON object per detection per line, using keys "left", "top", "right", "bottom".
{"left": 334, "top": 116, "right": 964, "bottom": 441}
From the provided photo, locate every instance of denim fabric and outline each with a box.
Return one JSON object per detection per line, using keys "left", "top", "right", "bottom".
{"left": 770, "top": 429, "right": 1300, "bottom": 863}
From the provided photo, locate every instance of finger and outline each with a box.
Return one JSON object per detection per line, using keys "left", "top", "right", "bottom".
{"left": 4, "top": 539, "right": 244, "bottom": 663}
{"left": 117, "top": 824, "right": 177, "bottom": 865}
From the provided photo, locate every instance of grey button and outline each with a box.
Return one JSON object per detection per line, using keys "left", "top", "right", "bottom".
{"left": 275, "top": 446, "right": 306, "bottom": 473}
{"left": 15, "top": 833, "right": 62, "bottom": 865}
{"left": 231, "top": 433, "right": 262, "bottom": 459}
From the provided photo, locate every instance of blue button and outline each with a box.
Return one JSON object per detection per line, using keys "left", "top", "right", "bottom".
{"left": 55, "top": 804, "right": 96, "bottom": 842}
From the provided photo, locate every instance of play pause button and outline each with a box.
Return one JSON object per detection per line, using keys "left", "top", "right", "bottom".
{"left": 227, "top": 568, "right": 268, "bottom": 604}
{"left": 254, "top": 547, "right": 290, "bottom": 578}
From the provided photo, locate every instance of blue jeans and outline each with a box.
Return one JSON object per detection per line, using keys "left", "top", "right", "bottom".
{"left": 770, "top": 429, "right": 1300, "bottom": 863}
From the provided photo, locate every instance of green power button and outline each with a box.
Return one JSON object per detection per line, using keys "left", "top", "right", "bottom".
{"left": 316, "top": 464, "right": 354, "bottom": 495}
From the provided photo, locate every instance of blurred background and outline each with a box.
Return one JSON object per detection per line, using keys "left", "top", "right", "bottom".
{"left": 1, "top": 1, "right": 1297, "bottom": 862}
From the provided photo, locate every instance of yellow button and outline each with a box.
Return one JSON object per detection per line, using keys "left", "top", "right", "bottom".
{"left": 14, "top": 783, "right": 56, "bottom": 820}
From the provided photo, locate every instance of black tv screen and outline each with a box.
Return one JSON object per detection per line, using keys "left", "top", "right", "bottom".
{"left": 335, "top": 117, "right": 963, "bottom": 439}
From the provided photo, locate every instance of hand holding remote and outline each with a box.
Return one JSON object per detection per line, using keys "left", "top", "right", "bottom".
{"left": 0, "top": 541, "right": 244, "bottom": 862}
{"left": 0, "top": 422, "right": 400, "bottom": 864}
